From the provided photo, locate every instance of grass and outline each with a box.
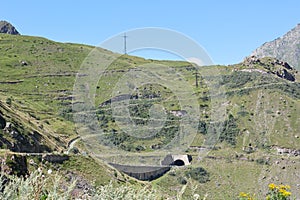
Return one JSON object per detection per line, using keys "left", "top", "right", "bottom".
{"left": 61, "top": 155, "right": 114, "bottom": 186}
{"left": 153, "top": 149, "right": 300, "bottom": 199}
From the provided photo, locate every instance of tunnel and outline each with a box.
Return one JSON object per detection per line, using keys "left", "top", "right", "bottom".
{"left": 172, "top": 159, "right": 185, "bottom": 166}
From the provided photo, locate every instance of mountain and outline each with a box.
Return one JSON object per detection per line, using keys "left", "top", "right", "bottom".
{"left": 0, "top": 32, "right": 299, "bottom": 199}
{"left": 252, "top": 23, "right": 300, "bottom": 70}
{"left": 0, "top": 20, "right": 20, "bottom": 35}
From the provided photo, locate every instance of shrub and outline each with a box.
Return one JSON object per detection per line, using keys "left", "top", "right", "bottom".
{"left": 177, "top": 176, "right": 187, "bottom": 185}
{"left": 220, "top": 114, "right": 240, "bottom": 146}
{"left": 255, "top": 157, "right": 269, "bottom": 165}
{"left": 266, "top": 184, "right": 292, "bottom": 200}
{"left": 185, "top": 167, "right": 210, "bottom": 183}
{"left": 0, "top": 170, "right": 76, "bottom": 200}
{"left": 198, "top": 120, "right": 207, "bottom": 134}
{"left": 5, "top": 97, "right": 12, "bottom": 106}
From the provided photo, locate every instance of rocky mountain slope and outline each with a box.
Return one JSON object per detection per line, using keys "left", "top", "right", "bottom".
{"left": 0, "top": 31, "right": 299, "bottom": 199}
{"left": 0, "top": 21, "right": 20, "bottom": 35}
{"left": 252, "top": 23, "right": 300, "bottom": 70}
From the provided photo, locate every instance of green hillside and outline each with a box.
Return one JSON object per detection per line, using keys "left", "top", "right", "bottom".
{"left": 0, "top": 33, "right": 299, "bottom": 199}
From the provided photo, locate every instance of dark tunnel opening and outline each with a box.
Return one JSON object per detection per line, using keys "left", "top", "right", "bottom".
{"left": 172, "top": 159, "right": 185, "bottom": 166}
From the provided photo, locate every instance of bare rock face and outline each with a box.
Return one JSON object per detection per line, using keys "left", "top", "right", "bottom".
{"left": 0, "top": 20, "right": 20, "bottom": 35}
{"left": 276, "top": 68, "right": 295, "bottom": 82}
{"left": 252, "top": 24, "right": 300, "bottom": 70}
{"left": 242, "top": 56, "right": 297, "bottom": 82}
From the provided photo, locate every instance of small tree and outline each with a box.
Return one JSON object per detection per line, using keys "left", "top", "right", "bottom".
{"left": 6, "top": 97, "right": 12, "bottom": 106}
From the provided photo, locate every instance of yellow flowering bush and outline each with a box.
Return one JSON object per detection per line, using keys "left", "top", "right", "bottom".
{"left": 239, "top": 183, "right": 293, "bottom": 200}
{"left": 266, "top": 183, "right": 292, "bottom": 200}
{"left": 239, "top": 192, "right": 255, "bottom": 200}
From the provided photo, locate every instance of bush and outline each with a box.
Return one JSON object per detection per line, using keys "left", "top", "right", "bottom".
{"left": 198, "top": 120, "right": 207, "bottom": 134}
{"left": 266, "top": 184, "right": 292, "bottom": 200}
{"left": 177, "top": 176, "right": 187, "bottom": 185}
{"left": 185, "top": 167, "right": 210, "bottom": 183}
{"left": 5, "top": 97, "right": 12, "bottom": 106}
{"left": 0, "top": 170, "right": 76, "bottom": 200}
{"left": 255, "top": 157, "right": 269, "bottom": 165}
{"left": 58, "top": 106, "right": 73, "bottom": 122}
{"left": 220, "top": 114, "right": 240, "bottom": 146}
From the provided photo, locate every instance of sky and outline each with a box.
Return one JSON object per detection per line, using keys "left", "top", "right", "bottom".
{"left": 1, "top": 0, "right": 300, "bottom": 65}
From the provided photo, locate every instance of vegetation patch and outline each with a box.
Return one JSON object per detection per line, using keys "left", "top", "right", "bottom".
{"left": 185, "top": 167, "right": 210, "bottom": 184}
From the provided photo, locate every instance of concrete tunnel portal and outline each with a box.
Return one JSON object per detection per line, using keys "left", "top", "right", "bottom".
{"left": 110, "top": 154, "right": 192, "bottom": 181}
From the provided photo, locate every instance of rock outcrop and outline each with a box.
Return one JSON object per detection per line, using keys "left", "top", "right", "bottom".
{"left": 276, "top": 68, "right": 295, "bottom": 82}
{"left": 0, "top": 117, "right": 52, "bottom": 153}
{"left": 242, "top": 56, "right": 297, "bottom": 82}
{"left": 0, "top": 113, "right": 6, "bottom": 129}
{"left": 0, "top": 21, "right": 20, "bottom": 35}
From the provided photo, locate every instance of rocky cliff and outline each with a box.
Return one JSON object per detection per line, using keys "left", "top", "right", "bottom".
{"left": 252, "top": 24, "right": 300, "bottom": 70}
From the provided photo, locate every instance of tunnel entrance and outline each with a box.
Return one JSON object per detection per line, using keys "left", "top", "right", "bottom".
{"left": 161, "top": 154, "right": 191, "bottom": 166}
{"left": 172, "top": 159, "right": 185, "bottom": 166}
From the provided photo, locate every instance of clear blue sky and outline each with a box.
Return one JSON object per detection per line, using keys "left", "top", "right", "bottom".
{"left": 1, "top": 0, "right": 300, "bottom": 64}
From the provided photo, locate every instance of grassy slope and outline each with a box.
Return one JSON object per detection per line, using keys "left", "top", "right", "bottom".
{"left": 0, "top": 33, "right": 299, "bottom": 198}
{"left": 0, "top": 34, "right": 92, "bottom": 145}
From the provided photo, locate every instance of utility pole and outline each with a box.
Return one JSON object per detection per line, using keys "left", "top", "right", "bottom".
{"left": 194, "top": 70, "right": 199, "bottom": 88}
{"left": 123, "top": 33, "right": 128, "bottom": 54}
